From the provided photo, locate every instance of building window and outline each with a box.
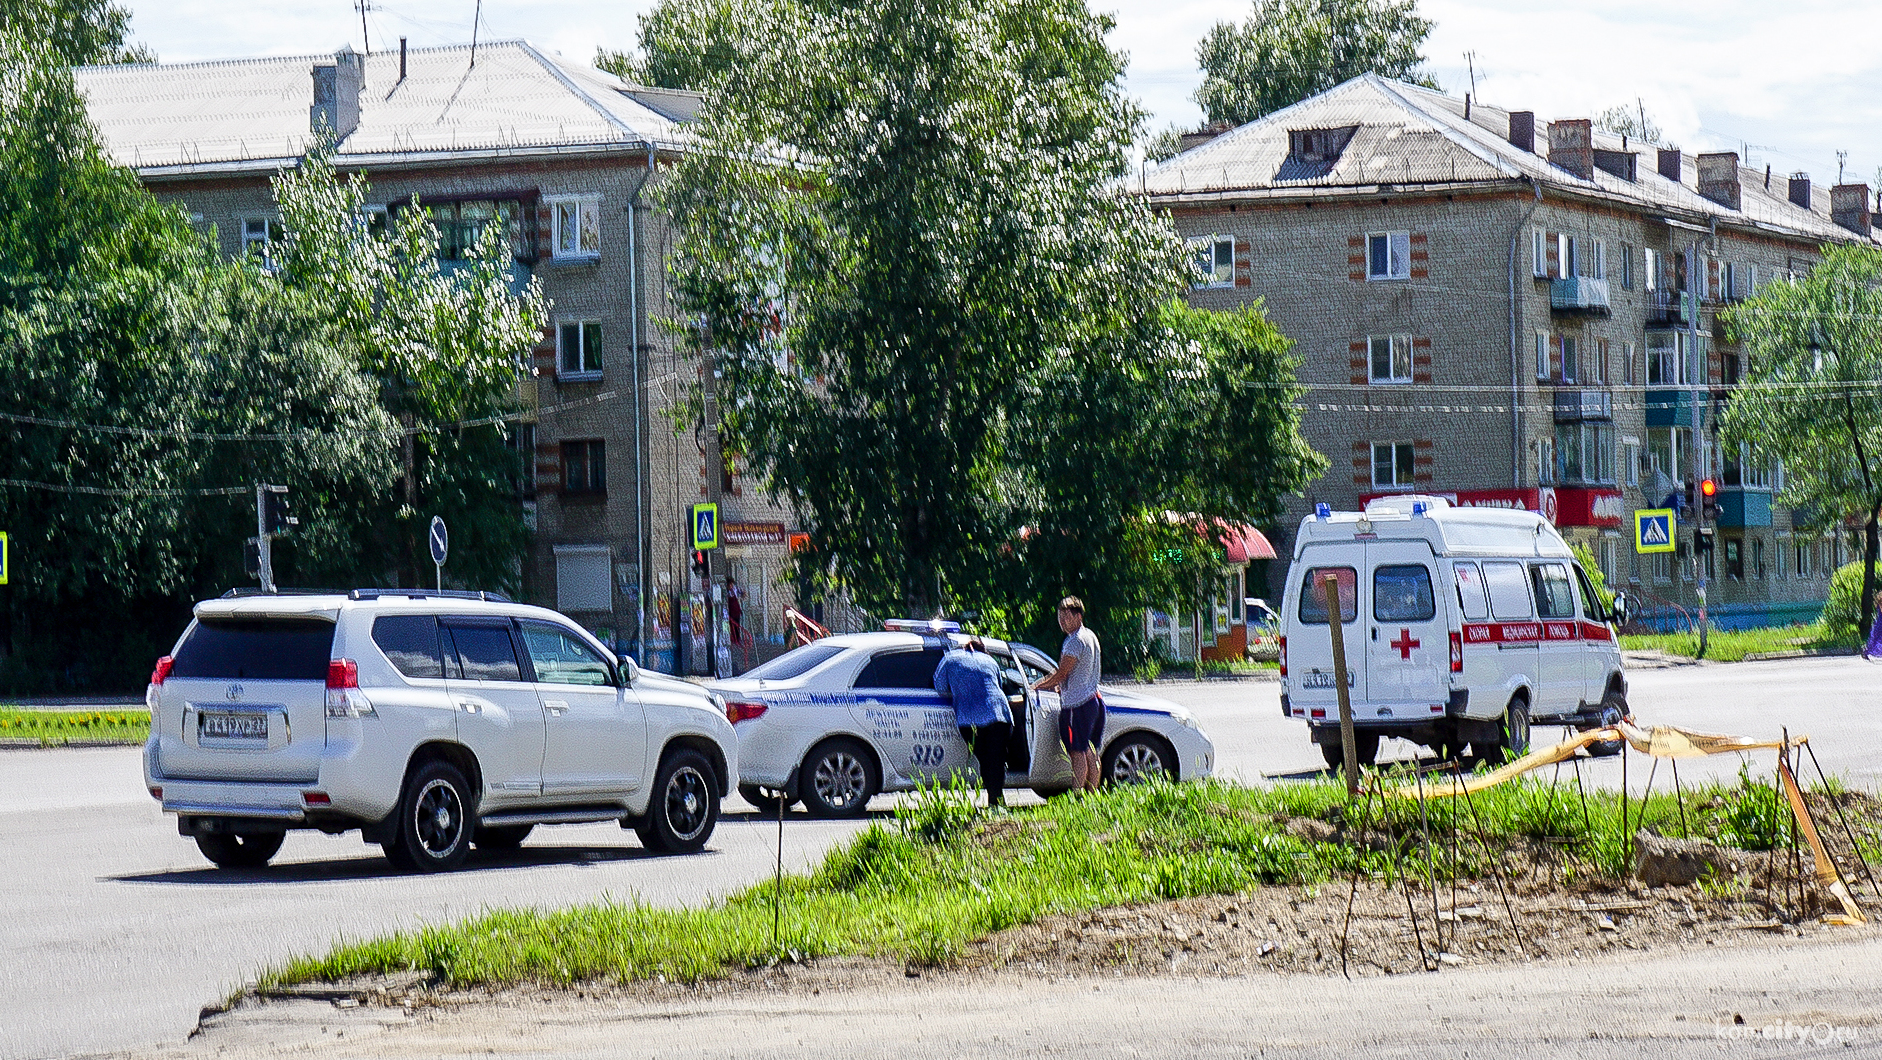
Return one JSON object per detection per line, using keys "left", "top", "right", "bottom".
{"left": 561, "top": 439, "right": 605, "bottom": 494}
{"left": 1538, "top": 437, "right": 1555, "bottom": 485}
{"left": 242, "top": 217, "right": 284, "bottom": 269}
{"left": 1620, "top": 243, "right": 1635, "bottom": 290}
{"left": 1647, "top": 332, "right": 1680, "bottom": 385}
{"left": 1557, "top": 233, "right": 1575, "bottom": 279}
{"left": 1625, "top": 441, "right": 1640, "bottom": 486}
{"left": 1585, "top": 240, "right": 1606, "bottom": 281}
{"left": 1532, "top": 228, "right": 1548, "bottom": 278}
{"left": 558, "top": 320, "right": 603, "bottom": 378}
{"left": 1368, "top": 335, "right": 1412, "bottom": 383}
{"left": 1535, "top": 331, "right": 1549, "bottom": 379}
{"left": 1367, "top": 232, "right": 1410, "bottom": 281}
{"left": 1555, "top": 423, "right": 1616, "bottom": 484}
{"left": 1753, "top": 538, "right": 1765, "bottom": 579}
{"left": 1643, "top": 248, "right": 1660, "bottom": 292}
{"left": 1190, "top": 235, "right": 1234, "bottom": 288}
{"left": 1592, "top": 337, "right": 1609, "bottom": 384}
{"left": 1623, "top": 341, "right": 1636, "bottom": 385}
{"left": 1372, "top": 441, "right": 1414, "bottom": 489}
{"left": 1725, "top": 538, "right": 1743, "bottom": 580}
{"left": 512, "top": 423, "right": 536, "bottom": 499}
{"left": 550, "top": 197, "right": 601, "bottom": 258}
{"left": 1560, "top": 335, "right": 1578, "bottom": 383}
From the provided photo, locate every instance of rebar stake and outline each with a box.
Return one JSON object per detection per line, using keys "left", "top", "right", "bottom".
{"left": 1671, "top": 757, "right": 1689, "bottom": 839}
{"left": 1411, "top": 762, "right": 1442, "bottom": 969}
{"left": 1805, "top": 739, "right": 1882, "bottom": 900}
{"left": 1456, "top": 761, "right": 1528, "bottom": 955}
{"left": 1340, "top": 775, "right": 1383, "bottom": 980}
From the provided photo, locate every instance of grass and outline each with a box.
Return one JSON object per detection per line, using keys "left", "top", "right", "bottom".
{"left": 0, "top": 708, "right": 149, "bottom": 745}
{"left": 260, "top": 763, "right": 1870, "bottom": 992}
{"left": 1619, "top": 622, "right": 1852, "bottom": 663}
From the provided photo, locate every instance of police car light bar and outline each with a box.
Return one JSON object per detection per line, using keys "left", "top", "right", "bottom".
{"left": 883, "top": 618, "right": 962, "bottom": 634}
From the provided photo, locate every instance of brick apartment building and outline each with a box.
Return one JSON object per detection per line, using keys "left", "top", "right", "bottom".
{"left": 73, "top": 41, "right": 802, "bottom": 672}
{"left": 1141, "top": 75, "right": 1882, "bottom": 629}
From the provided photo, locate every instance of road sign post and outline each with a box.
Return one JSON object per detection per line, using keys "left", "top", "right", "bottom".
{"left": 429, "top": 516, "right": 448, "bottom": 592}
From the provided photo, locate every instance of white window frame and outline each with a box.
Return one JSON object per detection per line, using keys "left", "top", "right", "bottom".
{"left": 241, "top": 216, "right": 283, "bottom": 270}
{"left": 557, "top": 318, "right": 603, "bottom": 380}
{"left": 1371, "top": 441, "right": 1415, "bottom": 489}
{"left": 1625, "top": 441, "right": 1640, "bottom": 486}
{"left": 1368, "top": 334, "right": 1413, "bottom": 384}
{"left": 1560, "top": 334, "right": 1577, "bottom": 383}
{"left": 1367, "top": 231, "right": 1411, "bottom": 281}
{"left": 1623, "top": 341, "right": 1636, "bottom": 385}
{"left": 1190, "top": 234, "right": 1234, "bottom": 289}
{"left": 1557, "top": 233, "right": 1573, "bottom": 279}
{"left": 1535, "top": 330, "right": 1550, "bottom": 380}
{"left": 1643, "top": 248, "right": 1660, "bottom": 292}
{"left": 1532, "top": 228, "right": 1548, "bottom": 278}
{"left": 547, "top": 195, "right": 601, "bottom": 259}
{"left": 1538, "top": 436, "right": 1555, "bottom": 485}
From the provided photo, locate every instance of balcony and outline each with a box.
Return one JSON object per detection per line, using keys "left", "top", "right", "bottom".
{"left": 1550, "top": 276, "right": 1611, "bottom": 316}
{"left": 1645, "top": 289, "right": 1694, "bottom": 328}
{"left": 1645, "top": 389, "right": 1709, "bottom": 428}
{"left": 1553, "top": 389, "right": 1613, "bottom": 423}
{"left": 1715, "top": 488, "right": 1772, "bottom": 528}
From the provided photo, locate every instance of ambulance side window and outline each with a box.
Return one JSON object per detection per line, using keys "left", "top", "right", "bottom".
{"left": 1373, "top": 565, "right": 1435, "bottom": 621}
{"left": 1297, "top": 567, "right": 1357, "bottom": 624}
{"left": 1573, "top": 565, "right": 1608, "bottom": 621}
{"left": 1451, "top": 562, "right": 1489, "bottom": 620}
{"left": 1530, "top": 563, "right": 1577, "bottom": 619}
{"left": 1482, "top": 561, "right": 1533, "bottom": 620}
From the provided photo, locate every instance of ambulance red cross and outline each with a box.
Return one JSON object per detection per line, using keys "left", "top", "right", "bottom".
{"left": 1278, "top": 495, "right": 1631, "bottom": 768}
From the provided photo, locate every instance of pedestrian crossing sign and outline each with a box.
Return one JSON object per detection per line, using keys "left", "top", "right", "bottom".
{"left": 1634, "top": 508, "right": 1675, "bottom": 554}
{"left": 691, "top": 503, "right": 719, "bottom": 550}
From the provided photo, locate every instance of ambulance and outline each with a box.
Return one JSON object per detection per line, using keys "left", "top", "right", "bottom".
{"left": 1278, "top": 495, "right": 1631, "bottom": 767}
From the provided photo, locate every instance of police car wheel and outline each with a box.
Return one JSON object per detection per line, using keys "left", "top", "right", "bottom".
{"left": 1104, "top": 733, "right": 1177, "bottom": 786}
{"left": 1319, "top": 734, "right": 1379, "bottom": 770}
{"left": 1586, "top": 694, "right": 1627, "bottom": 757}
{"left": 800, "top": 738, "right": 877, "bottom": 818}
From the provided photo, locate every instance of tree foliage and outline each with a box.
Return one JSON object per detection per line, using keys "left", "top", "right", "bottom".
{"left": 0, "top": 0, "right": 148, "bottom": 64}
{"left": 1193, "top": 0, "right": 1435, "bottom": 127}
{"left": 1594, "top": 102, "right": 1664, "bottom": 146}
{"left": 0, "top": 34, "right": 541, "bottom": 690}
{"left": 660, "top": 0, "right": 1323, "bottom": 648}
{"left": 1721, "top": 243, "right": 1882, "bottom": 640}
{"left": 596, "top": 0, "right": 769, "bottom": 90}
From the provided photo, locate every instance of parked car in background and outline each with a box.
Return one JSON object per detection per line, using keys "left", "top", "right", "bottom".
{"left": 709, "top": 622, "right": 1215, "bottom": 817}
{"left": 144, "top": 589, "right": 737, "bottom": 872}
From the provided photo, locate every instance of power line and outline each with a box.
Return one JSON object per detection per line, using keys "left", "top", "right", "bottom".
{"left": 0, "top": 478, "right": 251, "bottom": 498}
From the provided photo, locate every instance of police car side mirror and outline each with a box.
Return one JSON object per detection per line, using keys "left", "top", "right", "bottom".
{"left": 616, "top": 653, "right": 641, "bottom": 686}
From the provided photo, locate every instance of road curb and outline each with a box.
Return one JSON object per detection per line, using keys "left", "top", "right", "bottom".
{"left": 0, "top": 738, "right": 144, "bottom": 750}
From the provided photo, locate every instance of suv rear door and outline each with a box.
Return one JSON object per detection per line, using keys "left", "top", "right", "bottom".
{"left": 158, "top": 616, "right": 334, "bottom": 783}
{"left": 441, "top": 617, "right": 545, "bottom": 803}
{"left": 519, "top": 620, "right": 647, "bottom": 797}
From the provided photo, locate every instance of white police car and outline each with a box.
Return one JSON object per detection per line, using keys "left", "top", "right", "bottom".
{"left": 708, "top": 622, "right": 1215, "bottom": 816}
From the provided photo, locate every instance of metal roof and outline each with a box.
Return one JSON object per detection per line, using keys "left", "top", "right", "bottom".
{"left": 73, "top": 40, "right": 695, "bottom": 176}
{"left": 1143, "top": 74, "right": 1874, "bottom": 246}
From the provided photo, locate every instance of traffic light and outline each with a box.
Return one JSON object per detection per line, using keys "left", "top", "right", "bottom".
{"left": 263, "top": 489, "right": 297, "bottom": 534}
{"left": 1695, "top": 527, "right": 1716, "bottom": 554}
{"left": 1699, "top": 478, "right": 1722, "bottom": 522}
{"left": 690, "top": 549, "right": 708, "bottom": 578}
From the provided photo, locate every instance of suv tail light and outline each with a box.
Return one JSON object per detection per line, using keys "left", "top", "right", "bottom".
{"left": 725, "top": 700, "right": 768, "bottom": 724}
{"left": 1449, "top": 631, "right": 1463, "bottom": 674}
{"left": 149, "top": 656, "right": 174, "bottom": 687}
{"left": 326, "top": 659, "right": 375, "bottom": 718}
{"left": 1277, "top": 636, "right": 1287, "bottom": 678}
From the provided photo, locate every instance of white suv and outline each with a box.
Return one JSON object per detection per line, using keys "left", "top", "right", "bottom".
{"left": 143, "top": 589, "right": 737, "bottom": 872}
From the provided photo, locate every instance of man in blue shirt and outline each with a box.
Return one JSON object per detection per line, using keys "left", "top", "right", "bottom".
{"left": 934, "top": 639, "right": 1013, "bottom": 807}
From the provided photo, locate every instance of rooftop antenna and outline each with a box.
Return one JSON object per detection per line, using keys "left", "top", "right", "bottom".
{"left": 355, "top": 0, "right": 370, "bottom": 56}
{"left": 1837, "top": 150, "right": 1847, "bottom": 184}
{"left": 470, "top": 0, "right": 483, "bottom": 67}
{"left": 1464, "top": 51, "right": 1478, "bottom": 97}
{"left": 1637, "top": 97, "right": 1647, "bottom": 141}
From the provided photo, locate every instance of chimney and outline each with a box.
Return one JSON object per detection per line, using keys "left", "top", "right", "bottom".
{"left": 1507, "top": 111, "right": 1535, "bottom": 153}
{"left": 1463, "top": 93, "right": 1471, "bottom": 121}
{"left": 1788, "top": 173, "right": 1811, "bottom": 210}
{"left": 1696, "top": 152, "right": 1741, "bottom": 209}
{"left": 1593, "top": 149, "right": 1637, "bottom": 182}
{"left": 1830, "top": 184, "right": 1872, "bottom": 235}
{"left": 310, "top": 46, "right": 363, "bottom": 140}
{"left": 399, "top": 37, "right": 407, "bottom": 82}
{"left": 1657, "top": 148, "right": 1682, "bottom": 183}
{"left": 1547, "top": 119, "right": 1594, "bottom": 180}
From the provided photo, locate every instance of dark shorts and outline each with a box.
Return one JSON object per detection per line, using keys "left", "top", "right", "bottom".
{"left": 1061, "top": 697, "right": 1105, "bottom": 754}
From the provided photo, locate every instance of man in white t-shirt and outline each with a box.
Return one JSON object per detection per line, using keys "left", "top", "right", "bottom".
{"left": 1032, "top": 596, "right": 1104, "bottom": 792}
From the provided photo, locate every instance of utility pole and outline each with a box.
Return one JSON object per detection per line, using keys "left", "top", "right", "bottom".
{"left": 1686, "top": 244, "right": 1708, "bottom": 657}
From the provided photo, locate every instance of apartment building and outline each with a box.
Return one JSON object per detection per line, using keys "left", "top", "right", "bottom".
{"left": 73, "top": 41, "right": 800, "bottom": 672}
{"left": 1141, "top": 75, "right": 1881, "bottom": 629}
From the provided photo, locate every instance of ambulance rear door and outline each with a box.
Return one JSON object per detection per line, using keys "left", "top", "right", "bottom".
{"left": 1287, "top": 548, "right": 1365, "bottom": 716}
{"left": 1363, "top": 540, "right": 1448, "bottom": 720}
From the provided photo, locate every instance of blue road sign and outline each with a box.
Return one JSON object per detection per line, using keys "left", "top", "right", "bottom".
{"left": 429, "top": 516, "right": 449, "bottom": 566}
{"left": 1634, "top": 508, "right": 1674, "bottom": 554}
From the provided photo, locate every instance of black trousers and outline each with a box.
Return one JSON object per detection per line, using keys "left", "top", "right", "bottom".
{"left": 959, "top": 721, "right": 1011, "bottom": 805}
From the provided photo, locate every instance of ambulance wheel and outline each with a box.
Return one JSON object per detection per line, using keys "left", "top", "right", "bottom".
{"left": 1320, "top": 733, "right": 1379, "bottom": 771}
{"left": 1493, "top": 698, "right": 1532, "bottom": 763}
{"left": 1586, "top": 693, "right": 1627, "bottom": 757}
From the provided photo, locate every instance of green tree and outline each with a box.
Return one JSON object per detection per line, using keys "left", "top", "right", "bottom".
{"left": 1721, "top": 243, "right": 1882, "bottom": 642}
{"left": 596, "top": 0, "right": 766, "bottom": 90}
{"left": 1594, "top": 102, "right": 1663, "bottom": 146}
{"left": 1, "top": 0, "right": 149, "bottom": 64}
{"left": 661, "top": 0, "right": 1323, "bottom": 639}
{"left": 1193, "top": 0, "right": 1435, "bottom": 127}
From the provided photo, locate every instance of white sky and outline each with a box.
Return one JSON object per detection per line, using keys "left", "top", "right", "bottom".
{"left": 127, "top": 0, "right": 1882, "bottom": 191}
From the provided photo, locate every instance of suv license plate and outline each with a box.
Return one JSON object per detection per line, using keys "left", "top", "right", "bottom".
{"left": 200, "top": 712, "right": 267, "bottom": 741}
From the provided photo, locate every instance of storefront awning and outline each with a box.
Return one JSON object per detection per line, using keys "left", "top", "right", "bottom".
{"left": 1224, "top": 525, "right": 1277, "bottom": 563}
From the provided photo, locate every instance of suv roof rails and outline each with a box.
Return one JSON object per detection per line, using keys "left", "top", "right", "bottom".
{"left": 347, "top": 588, "right": 515, "bottom": 603}
{"left": 218, "top": 587, "right": 344, "bottom": 598}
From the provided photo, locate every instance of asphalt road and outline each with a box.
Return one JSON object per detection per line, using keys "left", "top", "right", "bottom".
{"left": 3, "top": 654, "right": 1876, "bottom": 1059}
